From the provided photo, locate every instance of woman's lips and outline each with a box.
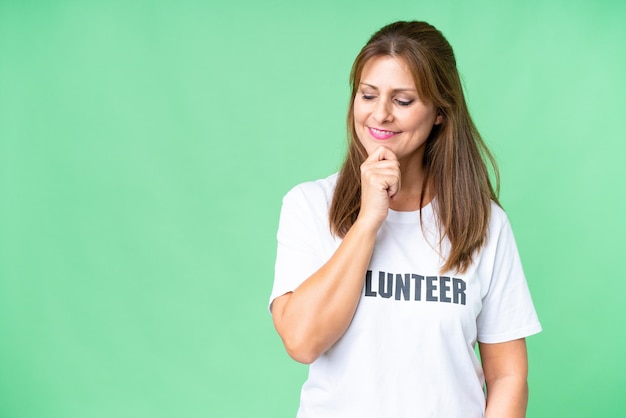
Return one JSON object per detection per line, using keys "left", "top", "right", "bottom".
{"left": 368, "top": 126, "right": 400, "bottom": 140}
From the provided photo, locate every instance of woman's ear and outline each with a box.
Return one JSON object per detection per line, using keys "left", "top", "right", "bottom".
{"left": 435, "top": 113, "right": 444, "bottom": 125}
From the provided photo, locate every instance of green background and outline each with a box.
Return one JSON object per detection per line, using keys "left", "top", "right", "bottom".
{"left": 1, "top": 0, "right": 624, "bottom": 417}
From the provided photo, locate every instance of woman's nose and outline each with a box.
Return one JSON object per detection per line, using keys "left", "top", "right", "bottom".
{"left": 372, "top": 99, "right": 393, "bottom": 123}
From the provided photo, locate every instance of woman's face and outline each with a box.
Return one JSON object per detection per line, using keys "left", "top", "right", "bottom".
{"left": 353, "top": 55, "right": 442, "bottom": 163}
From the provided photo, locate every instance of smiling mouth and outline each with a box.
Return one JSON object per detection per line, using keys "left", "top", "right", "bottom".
{"left": 368, "top": 126, "right": 400, "bottom": 140}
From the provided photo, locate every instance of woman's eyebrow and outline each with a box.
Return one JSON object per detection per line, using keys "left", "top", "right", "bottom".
{"left": 359, "top": 82, "right": 417, "bottom": 93}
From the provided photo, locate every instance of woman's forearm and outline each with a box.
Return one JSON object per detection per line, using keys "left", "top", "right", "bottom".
{"left": 484, "top": 375, "right": 528, "bottom": 418}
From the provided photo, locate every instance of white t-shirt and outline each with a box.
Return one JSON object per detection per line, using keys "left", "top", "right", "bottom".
{"left": 269, "top": 174, "right": 542, "bottom": 418}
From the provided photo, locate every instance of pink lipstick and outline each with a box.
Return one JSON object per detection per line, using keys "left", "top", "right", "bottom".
{"left": 368, "top": 126, "right": 399, "bottom": 140}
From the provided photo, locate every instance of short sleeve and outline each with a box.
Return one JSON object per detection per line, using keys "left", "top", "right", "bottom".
{"left": 268, "top": 183, "right": 332, "bottom": 312}
{"left": 476, "top": 216, "right": 542, "bottom": 343}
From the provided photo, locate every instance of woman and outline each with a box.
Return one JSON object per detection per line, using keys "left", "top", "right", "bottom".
{"left": 269, "top": 21, "right": 541, "bottom": 418}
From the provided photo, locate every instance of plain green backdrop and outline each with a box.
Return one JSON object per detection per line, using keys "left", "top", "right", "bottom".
{"left": 1, "top": 0, "right": 625, "bottom": 417}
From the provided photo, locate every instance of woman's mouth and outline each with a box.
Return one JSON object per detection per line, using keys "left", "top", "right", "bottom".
{"left": 368, "top": 126, "right": 400, "bottom": 140}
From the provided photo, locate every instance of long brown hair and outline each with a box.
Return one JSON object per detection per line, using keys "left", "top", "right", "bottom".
{"left": 329, "top": 21, "right": 500, "bottom": 274}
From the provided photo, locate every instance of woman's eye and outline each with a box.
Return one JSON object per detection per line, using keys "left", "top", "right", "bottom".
{"left": 396, "top": 99, "right": 414, "bottom": 106}
{"left": 361, "top": 94, "right": 376, "bottom": 100}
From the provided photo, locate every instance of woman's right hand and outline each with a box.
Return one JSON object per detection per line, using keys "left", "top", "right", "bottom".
{"left": 358, "top": 146, "right": 401, "bottom": 230}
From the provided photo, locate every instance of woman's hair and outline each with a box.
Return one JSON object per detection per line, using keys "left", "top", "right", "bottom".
{"left": 329, "top": 20, "right": 500, "bottom": 274}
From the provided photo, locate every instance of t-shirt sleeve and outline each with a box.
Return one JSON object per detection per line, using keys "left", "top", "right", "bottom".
{"left": 268, "top": 184, "right": 328, "bottom": 312}
{"left": 476, "top": 216, "right": 542, "bottom": 343}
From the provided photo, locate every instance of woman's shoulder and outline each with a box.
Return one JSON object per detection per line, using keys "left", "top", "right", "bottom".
{"left": 488, "top": 200, "right": 510, "bottom": 228}
{"left": 489, "top": 200, "right": 506, "bottom": 219}
{"left": 282, "top": 173, "right": 338, "bottom": 209}
{"left": 487, "top": 200, "right": 520, "bottom": 241}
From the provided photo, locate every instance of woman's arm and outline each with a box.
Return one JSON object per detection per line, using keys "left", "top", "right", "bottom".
{"left": 272, "top": 146, "right": 400, "bottom": 364}
{"left": 479, "top": 338, "right": 529, "bottom": 418}
{"left": 272, "top": 217, "right": 378, "bottom": 364}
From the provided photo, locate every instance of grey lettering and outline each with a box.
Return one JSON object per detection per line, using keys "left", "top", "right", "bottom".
{"left": 364, "top": 270, "right": 376, "bottom": 297}
{"left": 412, "top": 274, "right": 424, "bottom": 301}
{"left": 395, "top": 274, "right": 410, "bottom": 301}
{"left": 379, "top": 272, "right": 393, "bottom": 298}
{"left": 439, "top": 276, "right": 451, "bottom": 303}
{"left": 426, "top": 276, "right": 438, "bottom": 302}
{"left": 453, "top": 278, "right": 466, "bottom": 305}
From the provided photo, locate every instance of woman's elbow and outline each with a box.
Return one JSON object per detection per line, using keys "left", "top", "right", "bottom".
{"left": 272, "top": 295, "right": 323, "bottom": 364}
{"left": 282, "top": 335, "right": 322, "bottom": 364}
